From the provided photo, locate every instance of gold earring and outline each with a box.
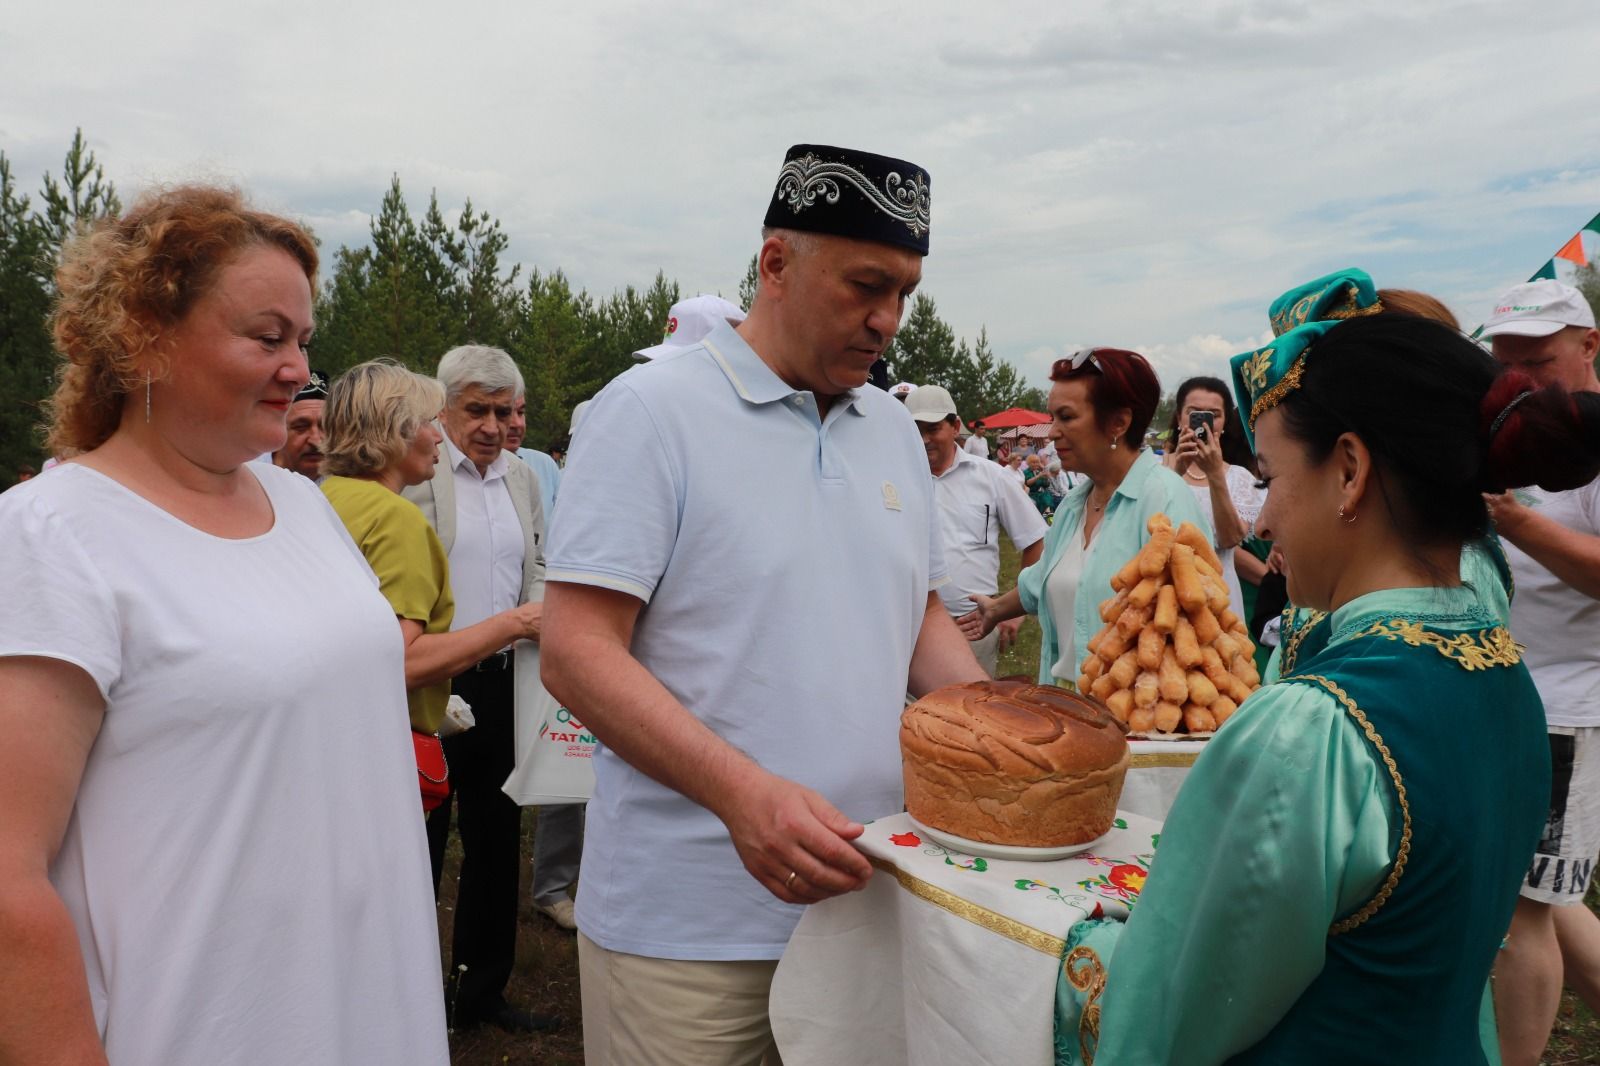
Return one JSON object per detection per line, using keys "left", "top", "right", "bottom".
{"left": 1338, "top": 505, "right": 1357, "bottom": 524}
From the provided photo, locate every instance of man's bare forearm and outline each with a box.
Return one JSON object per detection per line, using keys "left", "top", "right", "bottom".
{"left": 540, "top": 586, "right": 763, "bottom": 819}
{"left": 1500, "top": 512, "right": 1600, "bottom": 601}
{"left": 909, "top": 591, "right": 989, "bottom": 697}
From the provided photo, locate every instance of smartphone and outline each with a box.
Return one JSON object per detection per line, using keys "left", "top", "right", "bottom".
{"left": 1188, "top": 410, "right": 1216, "bottom": 441}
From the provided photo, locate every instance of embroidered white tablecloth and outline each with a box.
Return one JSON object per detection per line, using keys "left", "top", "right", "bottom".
{"left": 769, "top": 809, "right": 1162, "bottom": 1066}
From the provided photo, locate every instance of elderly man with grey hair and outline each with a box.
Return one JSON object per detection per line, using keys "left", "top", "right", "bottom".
{"left": 402, "top": 344, "right": 559, "bottom": 1034}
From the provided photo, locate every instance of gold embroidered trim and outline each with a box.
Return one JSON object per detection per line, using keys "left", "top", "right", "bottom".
{"left": 1352, "top": 619, "right": 1523, "bottom": 670}
{"left": 867, "top": 856, "right": 1065, "bottom": 956}
{"left": 1249, "top": 351, "right": 1306, "bottom": 427}
{"left": 1279, "top": 608, "right": 1329, "bottom": 674}
{"left": 1288, "top": 673, "right": 1412, "bottom": 935}
{"left": 1065, "top": 944, "right": 1109, "bottom": 1066}
{"left": 1130, "top": 752, "right": 1201, "bottom": 769}
{"left": 1325, "top": 291, "right": 1385, "bottom": 321}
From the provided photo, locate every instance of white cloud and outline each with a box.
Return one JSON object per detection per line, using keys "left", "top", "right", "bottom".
{"left": 6, "top": 0, "right": 1600, "bottom": 394}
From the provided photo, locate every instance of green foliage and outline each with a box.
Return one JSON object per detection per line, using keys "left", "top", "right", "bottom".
{"left": 885, "top": 299, "right": 1047, "bottom": 421}
{"left": 0, "top": 130, "right": 121, "bottom": 484}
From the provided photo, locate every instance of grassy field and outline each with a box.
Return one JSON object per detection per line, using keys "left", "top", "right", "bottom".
{"left": 439, "top": 532, "right": 1600, "bottom": 1064}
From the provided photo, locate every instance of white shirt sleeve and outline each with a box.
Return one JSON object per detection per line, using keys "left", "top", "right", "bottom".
{"left": 545, "top": 380, "right": 682, "bottom": 603}
{"left": 990, "top": 466, "right": 1047, "bottom": 551}
{"left": 1226, "top": 464, "right": 1266, "bottom": 537}
{"left": 0, "top": 487, "right": 123, "bottom": 699}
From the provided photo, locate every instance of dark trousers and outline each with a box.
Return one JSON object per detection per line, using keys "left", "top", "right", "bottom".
{"left": 426, "top": 665, "right": 521, "bottom": 1021}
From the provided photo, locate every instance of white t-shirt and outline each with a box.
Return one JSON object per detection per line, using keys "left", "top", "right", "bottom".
{"left": 548, "top": 321, "right": 946, "bottom": 961}
{"left": 964, "top": 434, "right": 989, "bottom": 458}
{"left": 930, "top": 449, "right": 1048, "bottom": 616}
{"left": 0, "top": 464, "right": 447, "bottom": 1066}
{"left": 1504, "top": 478, "right": 1600, "bottom": 727}
{"left": 1046, "top": 517, "right": 1092, "bottom": 681}
{"left": 1180, "top": 464, "right": 1264, "bottom": 616}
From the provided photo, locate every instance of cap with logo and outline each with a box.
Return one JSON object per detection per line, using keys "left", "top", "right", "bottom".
{"left": 1481, "top": 280, "right": 1596, "bottom": 339}
{"left": 633, "top": 294, "right": 747, "bottom": 361}
{"left": 763, "top": 144, "right": 931, "bottom": 256}
{"left": 905, "top": 384, "right": 958, "bottom": 424}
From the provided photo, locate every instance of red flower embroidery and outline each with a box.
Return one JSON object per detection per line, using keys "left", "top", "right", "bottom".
{"left": 1107, "top": 865, "right": 1147, "bottom": 894}
{"left": 889, "top": 832, "right": 921, "bottom": 847}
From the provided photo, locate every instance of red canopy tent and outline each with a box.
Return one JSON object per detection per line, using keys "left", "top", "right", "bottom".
{"left": 974, "top": 407, "right": 1050, "bottom": 429}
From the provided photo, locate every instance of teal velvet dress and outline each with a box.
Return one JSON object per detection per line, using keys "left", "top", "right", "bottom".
{"left": 1084, "top": 582, "right": 1549, "bottom": 1064}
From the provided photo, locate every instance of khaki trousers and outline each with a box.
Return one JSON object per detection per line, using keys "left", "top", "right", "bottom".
{"left": 578, "top": 932, "right": 785, "bottom": 1066}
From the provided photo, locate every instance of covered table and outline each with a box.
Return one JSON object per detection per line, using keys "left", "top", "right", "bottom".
{"left": 1121, "top": 738, "right": 1206, "bottom": 821}
{"left": 770, "top": 809, "right": 1161, "bottom": 1066}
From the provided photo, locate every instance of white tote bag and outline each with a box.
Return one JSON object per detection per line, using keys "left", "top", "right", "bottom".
{"left": 502, "top": 641, "right": 596, "bottom": 805}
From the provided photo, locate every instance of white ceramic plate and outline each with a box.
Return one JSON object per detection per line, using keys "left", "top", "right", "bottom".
{"left": 907, "top": 817, "right": 1110, "bottom": 863}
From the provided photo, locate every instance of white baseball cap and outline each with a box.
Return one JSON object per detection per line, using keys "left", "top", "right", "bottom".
{"left": 905, "top": 384, "right": 958, "bottom": 423}
{"left": 633, "top": 294, "right": 747, "bottom": 360}
{"left": 1481, "top": 280, "right": 1596, "bottom": 338}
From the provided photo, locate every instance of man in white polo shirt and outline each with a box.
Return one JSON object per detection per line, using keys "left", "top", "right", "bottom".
{"left": 907, "top": 384, "right": 1046, "bottom": 675}
{"left": 1479, "top": 280, "right": 1600, "bottom": 1064}
{"left": 541, "top": 144, "right": 987, "bottom": 1065}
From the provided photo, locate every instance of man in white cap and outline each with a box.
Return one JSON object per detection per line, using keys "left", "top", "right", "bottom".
{"left": 541, "top": 143, "right": 985, "bottom": 1064}
{"left": 1480, "top": 279, "right": 1600, "bottom": 1065}
{"left": 907, "top": 385, "right": 1046, "bottom": 674}
{"left": 634, "top": 294, "right": 746, "bottom": 361}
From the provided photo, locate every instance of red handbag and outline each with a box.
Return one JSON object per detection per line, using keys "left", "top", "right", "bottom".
{"left": 413, "top": 730, "right": 450, "bottom": 812}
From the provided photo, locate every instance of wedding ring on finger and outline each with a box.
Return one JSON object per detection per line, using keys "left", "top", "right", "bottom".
{"left": 785, "top": 870, "right": 798, "bottom": 891}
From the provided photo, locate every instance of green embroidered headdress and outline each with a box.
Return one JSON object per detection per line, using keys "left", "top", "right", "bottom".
{"left": 1230, "top": 268, "right": 1384, "bottom": 448}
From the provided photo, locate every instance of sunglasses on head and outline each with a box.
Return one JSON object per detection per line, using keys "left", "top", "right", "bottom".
{"left": 1053, "top": 348, "right": 1105, "bottom": 377}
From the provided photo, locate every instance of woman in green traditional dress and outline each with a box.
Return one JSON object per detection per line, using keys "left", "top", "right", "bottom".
{"left": 1088, "top": 311, "right": 1600, "bottom": 1064}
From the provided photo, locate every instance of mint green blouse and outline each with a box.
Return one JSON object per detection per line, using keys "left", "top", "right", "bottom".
{"left": 1017, "top": 449, "right": 1210, "bottom": 685}
{"left": 1093, "top": 583, "right": 1503, "bottom": 1064}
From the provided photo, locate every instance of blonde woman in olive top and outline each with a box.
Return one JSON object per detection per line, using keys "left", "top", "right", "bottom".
{"left": 320, "top": 360, "right": 542, "bottom": 734}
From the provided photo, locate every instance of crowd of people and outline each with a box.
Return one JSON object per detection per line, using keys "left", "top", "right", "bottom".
{"left": 1, "top": 142, "right": 1598, "bottom": 1066}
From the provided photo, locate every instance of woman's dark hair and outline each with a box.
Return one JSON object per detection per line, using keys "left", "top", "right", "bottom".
{"left": 1276, "top": 314, "right": 1600, "bottom": 547}
{"left": 1051, "top": 348, "right": 1161, "bottom": 447}
{"left": 1164, "top": 375, "right": 1257, "bottom": 473}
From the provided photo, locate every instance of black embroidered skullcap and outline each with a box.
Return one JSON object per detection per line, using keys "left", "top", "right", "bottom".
{"left": 763, "top": 144, "right": 931, "bottom": 255}
{"left": 295, "top": 369, "right": 330, "bottom": 402}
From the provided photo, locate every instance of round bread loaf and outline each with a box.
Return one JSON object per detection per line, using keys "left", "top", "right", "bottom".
{"left": 901, "top": 680, "right": 1130, "bottom": 847}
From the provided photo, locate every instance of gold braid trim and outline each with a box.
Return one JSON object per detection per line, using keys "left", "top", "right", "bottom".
{"left": 1065, "top": 944, "right": 1109, "bottom": 1066}
{"left": 1325, "top": 289, "right": 1386, "bottom": 321}
{"left": 1130, "top": 752, "right": 1201, "bottom": 769}
{"left": 1249, "top": 352, "right": 1307, "bottom": 427}
{"left": 1351, "top": 619, "right": 1523, "bottom": 670}
{"left": 1286, "top": 673, "right": 1412, "bottom": 935}
{"left": 866, "top": 856, "right": 1065, "bottom": 956}
{"left": 1279, "top": 609, "right": 1329, "bottom": 674}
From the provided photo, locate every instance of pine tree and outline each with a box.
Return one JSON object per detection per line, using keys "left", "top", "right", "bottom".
{"left": 0, "top": 154, "right": 55, "bottom": 480}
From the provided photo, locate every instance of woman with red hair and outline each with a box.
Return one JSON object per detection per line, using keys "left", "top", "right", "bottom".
{"left": 971, "top": 347, "right": 1209, "bottom": 685}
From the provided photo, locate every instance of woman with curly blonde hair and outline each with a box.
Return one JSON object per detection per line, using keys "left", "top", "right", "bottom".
{"left": 319, "top": 359, "right": 541, "bottom": 745}
{"left": 0, "top": 186, "right": 448, "bottom": 1065}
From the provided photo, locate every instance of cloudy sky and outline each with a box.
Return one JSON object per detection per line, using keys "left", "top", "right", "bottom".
{"left": 6, "top": 0, "right": 1600, "bottom": 393}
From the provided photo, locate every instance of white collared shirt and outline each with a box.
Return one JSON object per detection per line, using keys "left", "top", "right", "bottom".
{"left": 930, "top": 448, "right": 1047, "bottom": 616}
{"left": 442, "top": 435, "right": 525, "bottom": 630}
